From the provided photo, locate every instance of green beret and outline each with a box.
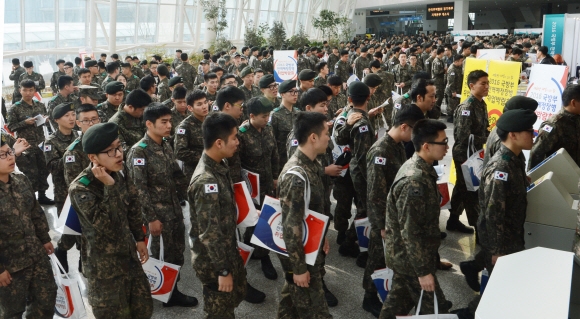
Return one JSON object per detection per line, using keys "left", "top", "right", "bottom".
{"left": 496, "top": 109, "right": 537, "bottom": 132}
{"left": 348, "top": 81, "right": 370, "bottom": 97}
{"left": 259, "top": 74, "right": 276, "bottom": 88}
{"left": 246, "top": 96, "right": 273, "bottom": 115}
{"left": 23, "top": 61, "right": 33, "bottom": 68}
{"left": 503, "top": 96, "right": 539, "bottom": 112}
{"left": 52, "top": 102, "right": 75, "bottom": 120}
{"left": 82, "top": 122, "right": 119, "bottom": 154}
{"left": 168, "top": 76, "right": 184, "bottom": 87}
{"left": 278, "top": 80, "right": 297, "bottom": 93}
{"left": 298, "top": 69, "right": 316, "bottom": 81}
{"left": 105, "top": 81, "right": 125, "bottom": 94}
{"left": 240, "top": 66, "right": 254, "bottom": 78}
{"left": 361, "top": 47, "right": 368, "bottom": 53}
{"left": 363, "top": 74, "right": 383, "bottom": 88}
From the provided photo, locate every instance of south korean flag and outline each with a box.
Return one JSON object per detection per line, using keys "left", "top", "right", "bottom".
{"left": 177, "top": 128, "right": 186, "bottom": 135}
{"left": 205, "top": 184, "right": 218, "bottom": 193}
{"left": 133, "top": 158, "right": 145, "bottom": 166}
{"left": 374, "top": 157, "right": 386, "bottom": 165}
{"left": 494, "top": 171, "right": 508, "bottom": 181}
{"left": 291, "top": 139, "right": 299, "bottom": 146}
{"left": 65, "top": 155, "right": 75, "bottom": 163}
{"left": 43, "top": 145, "right": 52, "bottom": 152}
{"left": 359, "top": 125, "right": 369, "bottom": 133}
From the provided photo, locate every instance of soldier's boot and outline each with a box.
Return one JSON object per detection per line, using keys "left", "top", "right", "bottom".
{"left": 446, "top": 215, "right": 474, "bottom": 234}
{"left": 244, "top": 282, "right": 266, "bottom": 304}
{"left": 260, "top": 255, "right": 278, "bottom": 280}
{"left": 54, "top": 247, "right": 68, "bottom": 274}
{"left": 336, "top": 231, "right": 347, "bottom": 245}
{"left": 338, "top": 239, "right": 360, "bottom": 258}
{"left": 355, "top": 251, "right": 368, "bottom": 268}
{"left": 37, "top": 191, "right": 55, "bottom": 205}
{"left": 163, "top": 287, "right": 198, "bottom": 307}
{"left": 322, "top": 280, "right": 338, "bottom": 307}
{"left": 460, "top": 261, "right": 481, "bottom": 292}
{"left": 362, "top": 293, "right": 382, "bottom": 318}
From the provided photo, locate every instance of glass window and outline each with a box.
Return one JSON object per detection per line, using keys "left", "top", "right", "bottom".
{"left": 116, "top": 2, "right": 136, "bottom": 44}
{"left": 260, "top": 0, "right": 269, "bottom": 11}
{"left": 183, "top": 7, "right": 195, "bottom": 41}
{"left": 24, "top": 0, "right": 56, "bottom": 50}
{"left": 259, "top": 11, "right": 268, "bottom": 25}
{"left": 3, "top": 0, "right": 21, "bottom": 51}
{"left": 59, "top": 0, "right": 86, "bottom": 47}
{"left": 137, "top": 4, "right": 158, "bottom": 43}
{"left": 158, "top": 5, "right": 177, "bottom": 43}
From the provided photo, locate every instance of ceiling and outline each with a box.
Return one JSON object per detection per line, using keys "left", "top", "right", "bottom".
{"left": 358, "top": 0, "right": 574, "bottom": 13}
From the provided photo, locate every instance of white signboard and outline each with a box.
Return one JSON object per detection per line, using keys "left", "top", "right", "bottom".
{"left": 273, "top": 50, "right": 298, "bottom": 83}
{"left": 525, "top": 64, "right": 569, "bottom": 131}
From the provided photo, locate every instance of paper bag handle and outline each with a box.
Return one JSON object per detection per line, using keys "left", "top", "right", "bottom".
{"left": 414, "top": 289, "right": 439, "bottom": 317}
{"left": 147, "top": 234, "right": 164, "bottom": 262}
{"left": 283, "top": 166, "right": 311, "bottom": 215}
{"left": 50, "top": 254, "right": 73, "bottom": 283}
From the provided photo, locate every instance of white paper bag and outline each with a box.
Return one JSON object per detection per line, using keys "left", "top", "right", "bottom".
{"left": 396, "top": 290, "right": 458, "bottom": 319}
{"left": 51, "top": 254, "right": 87, "bottom": 319}
{"left": 460, "top": 134, "right": 485, "bottom": 191}
{"left": 141, "top": 235, "right": 180, "bottom": 303}
{"left": 354, "top": 218, "right": 371, "bottom": 252}
{"left": 371, "top": 267, "right": 394, "bottom": 302}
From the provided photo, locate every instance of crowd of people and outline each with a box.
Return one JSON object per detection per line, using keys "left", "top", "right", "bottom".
{"left": 2, "top": 30, "right": 580, "bottom": 319}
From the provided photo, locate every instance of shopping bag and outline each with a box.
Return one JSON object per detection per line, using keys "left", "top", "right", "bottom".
{"left": 56, "top": 195, "right": 82, "bottom": 235}
{"left": 237, "top": 241, "right": 254, "bottom": 267}
{"left": 377, "top": 113, "right": 389, "bottom": 139}
{"left": 371, "top": 267, "right": 394, "bottom": 302}
{"left": 141, "top": 235, "right": 180, "bottom": 303}
{"left": 331, "top": 113, "right": 351, "bottom": 177}
{"left": 354, "top": 217, "right": 371, "bottom": 252}
{"left": 234, "top": 181, "right": 259, "bottom": 228}
{"left": 347, "top": 74, "right": 360, "bottom": 86}
{"left": 396, "top": 290, "right": 458, "bottom": 319}
{"left": 250, "top": 167, "right": 329, "bottom": 266}
{"left": 50, "top": 254, "right": 87, "bottom": 319}
{"left": 241, "top": 169, "right": 260, "bottom": 206}
{"left": 460, "top": 134, "right": 485, "bottom": 191}
{"left": 438, "top": 183, "right": 451, "bottom": 210}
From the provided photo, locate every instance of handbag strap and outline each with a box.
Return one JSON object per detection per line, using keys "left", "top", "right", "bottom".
{"left": 50, "top": 254, "right": 73, "bottom": 283}
{"left": 282, "top": 166, "right": 311, "bottom": 214}
{"left": 147, "top": 234, "right": 165, "bottom": 262}
{"left": 466, "top": 134, "right": 476, "bottom": 158}
{"left": 414, "top": 289, "right": 439, "bottom": 317}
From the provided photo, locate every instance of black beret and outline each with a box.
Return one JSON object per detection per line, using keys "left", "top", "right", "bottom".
{"left": 105, "top": 81, "right": 125, "bottom": 94}
{"left": 348, "top": 81, "right": 370, "bottom": 97}
{"left": 503, "top": 96, "right": 538, "bottom": 112}
{"left": 240, "top": 66, "right": 254, "bottom": 78}
{"left": 496, "top": 109, "right": 537, "bottom": 132}
{"left": 85, "top": 60, "right": 97, "bottom": 68}
{"left": 56, "top": 59, "right": 66, "bottom": 65}
{"left": 298, "top": 69, "right": 316, "bottom": 81}
{"left": 97, "top": 61, "right": 106, "bottom": 69}
{"left": 246, "top": 96, "right": 273, "bottom": 114}
{"left": 23, "top": 61, "right": 33, "bottom": 68}
{"left": 363, "top": 74, "right": 383, "bottom": 88}
{"left": 279, "top": 80, "right": 297, "bottom": 93}
{"left": 361, "top": 47, "right": 368, "bottom": 53}
{"left": 139, "top": 60, "right": 148, "bottom": 66}
{"left": 168, "top": 76, "right": 184, "bottom": 87}
{"left": 259, "top": 74, "right": 275, "bottom": 88}
{"left": 83, "top": 122, "right": 119, "bottom": 154}
{"left": 52, "top": 102, "right": 75, "bottom": 120}
{"left": 120, "top": 62, "right": 131, "bottom": 68}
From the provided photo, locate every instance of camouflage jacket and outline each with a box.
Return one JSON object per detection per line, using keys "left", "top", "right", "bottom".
{"left": 7, "top": 99, "right": 48, "bottom": 144}
{"left": 327, "top": 53, "right": 340, "bottom": 73}
{"left": 126, "top": 74, "right": 141, "bottom": 92}
{"left": 176, "top": 62, "right": 198, "bottom": 91}
{"left": 157, "top": 77, "right": 171, "bottom": 103}
{"left": 97, "top": 100, "right": 121, "bottom": 123}
{"left": 297, "top": 56, "right": 311, "bottom": 74}
{"left": 482, "top": 128, "right": 526, "bottom": 172}
{"left": 270, "top": 105, "right": 301, "bottom": 169}
{"left": 478, "top": 144, "right": 529, "bottom": 256}
{"left": 239, "top": 84, "right": 262, "bottom": 102}
{"left": 386, "top": 56, "right": 400, "bottom": 72}
{"left": 174, "top": 115, "right": 205, "bottom": 181}
{"left": 375, "top": 70, "right": 395, "bottom": 104}
{"left": 169, "top": 106, "right": 191, "bottom": 144}
{"left": 452, "top": 94, "right": 489, "bottom": 163}
{"left": 19, "top": 71, "right": 46, "bottom": 93}
{"left": 384, "top": 153, "right": 441, "bottom": 277}
{"left": 50, "top": 70, "right": 66, "bottom": 94}
{"left": 334, "top": 60, "right": 351, "bottom": 84}
{"left": 9, "top": 66, "right": 25, "bottom": 91}
{"left": 127, "top": 134, "right": 187, "bottom": 223}
{"left": 392, "top": 63, "right": 412, "bottom": 90}
{"left": 328, "top": 93, "right": 348, "bottom": 120}
{"left": 44, "top": 129, "right": 79, "bottom": 203}
{"left": 100, "top": 75, "right": 116, "bottom": 90}
{"left": 431, "top": 57, "right": 445, "bottom": 80}
{"left": 108, "top": 108, "right": 146, "bottom": 149}
{"left": 64, "top": 136, "right": 90, "bottom": 186}
{"left": 445, "top": 64, "right": 463, "bottom": 97}
{"left": 314, "top": 75, "right": 327, "bottom": 88}
{"left": 262, "top": 57, "right": 273, "bottom": 74}
{"left": 353, "top": 56, "right": 370, "bottom": 79}
{"left": 0, "top": 172, "right": 51, "bottom": 274}
{"left": 132, "top": 66, "right": 145, "bottom": 79}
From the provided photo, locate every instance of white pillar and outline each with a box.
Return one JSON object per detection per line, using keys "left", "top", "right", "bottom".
{"left": 454, "top": 0, "right": 469, "bottom": 31}
{"left": 90, "top": 0, "right": 97, "bottom": 50}
{"left": 109, "top": 0, "right": 117, "bottom": 53}
{"left": 178, "top": 0, "right": 185, "bottom": 43}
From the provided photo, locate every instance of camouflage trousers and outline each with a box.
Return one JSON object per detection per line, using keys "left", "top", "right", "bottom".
{"left": 332, "top": 171, "right": 359, "bottom": 241}
{"left": 466, "top": 249, "right": 495, "bottom": 315}
{"left": 148, "top": 218, "right": 186, "bottom": 267}
{"left": 87, "top": 261, "right": 153, "bottom": 319}
{"left": 17, "top": 146, "right": 49, "bottom": 192}
{"left": 449, "top": 162, "right": 480, "bottom": 227}
{"left": 446, "top": 96, "right": 460, "bottom": 118}
{"left": 363, "top": 229, "right": 386, "bottom": 294}
{"left": 0, "top": 256, "right": 56, "bottom": 319}
{"left": 277, "top": 255, "right": 332, "bottom": 319}
{"left": 379, "top": 272, "right": 450, "bottom": 319}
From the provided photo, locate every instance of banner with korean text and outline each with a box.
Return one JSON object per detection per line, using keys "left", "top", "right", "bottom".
{"left": 273, "top": 50, "right": 298, "bottom": 83}
{"left": 543, "top": 14, "right": 565, "bottom": 56}
{"left": 525, "top": 64, "right": 569, "bottom": 132}
{"left": 486, "top": 60, "right": 521, "bottom": 130}
{"left": 460, "top": 59, "right": 488, "bottom": 103}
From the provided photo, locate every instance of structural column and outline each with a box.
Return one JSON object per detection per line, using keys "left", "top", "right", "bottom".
{"left": 109, "top": 0, "right": 117, "bottom": 54}
{"left": 90, "top": 0, "right": 97, "bottom": 50}
{"left": 454, "top": 0, "right": 469, "bottom": 31}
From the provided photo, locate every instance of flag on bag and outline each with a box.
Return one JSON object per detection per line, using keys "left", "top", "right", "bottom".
{"left": 241, "top": 169, "right": 260, "bottom": 206}
{"left": 250, "top": 196, "right": 329, "bottom": 266}
{"left": 237, "top": 241, "right": 254, "bottom": 267}
{"left": 347, "top": 74, "right": 360, "bottom": 86}
{"left": 461, "top": 135, "right": 485, "bottom": 191}
{"left": 56, "top": 195, "right": 82, "bottom": 235}
{"left": 142, "top": 235, "right": 180, "bottom": 303}
{"left": 234, "top": 182, "right": 259, "bottom": 228}
{"left": 438, "top": 182, "right": 451, "bottom": 210}
{"left": 372, "top": 267, "right": 394, "bottom": 302}
{"left": 355, "top": 218, "right": 371, "bottom": 252}
{"left": 51, "top": 255, "right": 88, "bottom": 319}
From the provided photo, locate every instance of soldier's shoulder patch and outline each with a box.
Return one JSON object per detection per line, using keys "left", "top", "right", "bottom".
{"left": 43, "top": 144, "right": 52, "bottom": 152}
{"left": 449, "top": 72, "right": 455, "bottom": 75}
{"left": 408, "top": 186, "right": 423, "bottom": 197}
{"left": 65, "top": 155, "right": 75, "bottom": 163}
{"left": 133, "top": 158, "right": 145, "bottom": 166}
{"left": 239, "top": 126, "right": 248, "bottom": 133}
{"left": 542, "top": 124, "right": 553, "bottom": 133}
{"left": 138, "top": 141, "right": 147, "bottom": 149}
{"left": 73, "top": 191, "right": 95, "bottom": 204}
{"left": 494, "top": 171, "right": 508, "bottom": 181}
{"left": 375, "top": 157, "right": 386, "bottom": 165}
{"left": 176, "top": 128, "right": 186, "bottom": 135}
{"left": 205, "top": 184, "right": 218, "bottom": 193}
{"left": 461, "top": 110, "right": 471, "bottom": 116}
{"left": 79, "top": 176, "right": 91, "bottom": 186}
{"left": 336, "top": 119, "right": 345, "bottom": 126}
{"left": 359, "top": 125, "right": 369, "bottom": 133}
{"left": 291, "top": 139, "right": 299, "bottom": 146}
{"left": 467, "top": 96, "right": 474, "bottom": 103}
{"left": 291, "top": 176, "right": 305, "bottom": 188}
{"left": 212, "top": 104, "right": 219, "bottom": 111}
{"left": 394, "top": 103, "right": 401, "bottom": 109}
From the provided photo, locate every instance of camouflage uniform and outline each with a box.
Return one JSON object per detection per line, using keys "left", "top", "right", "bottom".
{"left": 353, "top": 56, "right": 370, "bottom": 80}
{"left": 100, "top": 75, "right": 116, "bottom": 90}
{"left": 176, "top": 62, "right": 198, "bottom": 91}
{"left": 69, "top": 166, "right": 153, "bottom": 319}
{"left": 390, "top": 94, "right": 414, "bottom": 127}
{"left": 262, "top": 56, "right": 274, "bottom": 74}
{"left": 409, "top": 65, "right": 423, "bottom": 81}
{"left": 314, "top": 75, "right": 327, "bottom": 88}
{"left": 327, "top": 53, "right": 340, "bottom": 74}
{"left": 132, "top": 66, "right": 145, "bottom": 79}
{"left": 108, "top": 108, "right": 146, "bottom": 149}
{"left": 239, "top": 84, "right": 262, "bottom": 103}
{"left": 277, "top": 150, "right": 332, "bottom": 319}
{"left": 270, "top": 105, "right": 301, "bottom": 170}
{"left": 375, "top": 69, "right": 396, "bottom": 126}
{"left": 309, "top": 55, "right": 320, "bottom": 70}
{"left": 444, "top": 64, "right": 463, "bottom": 119}
{"left": 47, "top": 93, "right": 78, "bottom": 130}
{"left": 328, "top": 92, "right": 347, "bottom": 120}
{"left": 157, "top": 77, "right": 171, "bottom": 103}
{"left": 425, "top": 56, "right": 434, "bottom": 75}
{"left": 168, "top": 107, "right": 191, "bottom": 145}
{"left": 18, "top": 71, "right": 46, "bottom": 93}
{"left": 0, "top": 172, "right": 56, "bottom": 319}
{"left": 334, "top": 60, "right": 351, "bottom": 84}
{"left": 421, "top": 52, "right": 430, "bottom": 71}
{"left": 529, "top": 108, "right": 580, "bottom": 170}
{"left": 297, "top": 56, "right": 310, "bottom": 74}
{"left": 431, "top": 57, "right": 446, "bottom": 118}
{"left": 392, "top": 63, "right": 412, "bottom": 94}
{"left": 450, "top": 95, "right": 489, "bottom": 226}
{"left": 44, "top": 129, "right": 79, "bottom": 211}
{"left": 64, "top": 137, "right": 90, "bottom": 186}
{"left": 126, "top": 74, "right": 140, "bottom": 92}
{"left": 92, "top": 74, "right": 103, "bottom": 86}
{"left": 188, "top": 153, "right": 247, "bottom": 318}
{"left": 9, "top": 65, "right": 25, "bottom": 102}
{"left": 97, "top": 101, "right": 121, "bottom": 123}
{"left": 251, "top": 57, "right": 262, "bottom": 70}
{"left": 50, "top": 70, "right": 66, "bottom": 94}
{"left": 380, "top": 154, "right": 451, "bottom": 318}
{"left": 364, "top": 134, "right": 406, "bottom": 296}
{"left": 386, "top": 56, "right": 399, "bottom": 72}
{"left": 7, "top": 100, "right": 50, "bottom": 192}
{"left": 174, "top": 115, "right": 204, "bottom": 182}
{"left": 127, "top": 134, "right": 188, "bottom": 268}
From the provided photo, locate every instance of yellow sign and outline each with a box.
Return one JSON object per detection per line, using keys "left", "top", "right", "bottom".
{"left": 485, "top": 60, "right": 522, "bottom": 130}
{"left": 460, "top": 59, "right": 488, "bottom": 103}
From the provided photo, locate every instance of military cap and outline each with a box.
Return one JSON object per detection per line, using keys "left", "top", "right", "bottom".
{"left": 361, "top": 47, "right": 368, "bottom": 53}
{"left": 85, "top": 60, "right": 97, "bottom": 68}
{"left": 240, "top": 66, "right": 254, "bottom": 78}
{"left": 259, "top": 74, "right": 276, "bottom": 88}
{"left": 120, "top": 62, "right": 131, "bottom": 68}
{"left": 246, "top": 96, "right": 274, "bottom": 115}
{"left": 218, "top": 58, "right": 226, "bottom": 67}
{"left": 78, "top": 85, "right": 101, "bottom": 100}
{"left": 168, "top": 76, "right": 184, "bottom": 87}
{"left": 363, "top": 73, "right": 383, "bottom": 88}
{"left": 23, "top": 61, "right": 33, "bottom": 68}
{"left": 56, "top": 59, "right": 66, "bottom": 65}
{"left": 82, "top": 122, "right": 119, "bottom": 154}
{"left": 52, "top": 102, "right": 75, "bottom": 120}
{"left": 503, "top": 96, "right": 538, "bottom": 112}
{"left": 496, "top": 109, "right": 537, "bottom": 132}
{"left": 279, "top": 80, "right": 297, "bottom": 93}
{"left": 105, "top": 81, "right": 125, "bottom": 94}
{"left": 200, "top": 59, "right": 209, "bottom": 65}
{"left": 139, "top": 60, "right": 148, "bottom": 66}
{"left": 298, "top": 69, "right": 317, "bottom": 81}
{"left": 234, "top": 53, "right": 241, "bottom": 57}
{"left": 348, "top": 81, "right": 370, "bottom": 97}
{"left": 223, "top": 55, "right": 231, "bottom": 62}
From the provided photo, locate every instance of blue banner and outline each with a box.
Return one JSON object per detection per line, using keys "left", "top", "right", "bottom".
{"left": 543, "top": 14, "right": 565, "bottom": 55}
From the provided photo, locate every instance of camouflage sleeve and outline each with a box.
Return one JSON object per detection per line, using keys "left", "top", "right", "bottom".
{"left": 286, "top": 132, "right": 297, "bottom": 161}
{"left": 7, "top": 106, "right": 29, "bottom": 133}
{"left": 480, "top": 168, "right": 509, "bottom": 255}
{"left": 445, "top": 71, "right": 456, "bottom": 95}
{"left": 43, "top": 139, "right": 64, "bottom": 177}
{"left": 270, "top": 130, "right": 280, "bottom": 179}
{"left": 352, "top": 125, "right": 373, "bottom": 181}
{"left": 172, "top": 158, "right": 188, "bottom": 202}
{"left": 366, "top": 150, "right": 388, "bottom": 230}
{"left": 50, "top": 74, "right": 58, "bottom": 94}
{"left": 334, "top": 120, "right": 352, "bottom": 146}
{"left": 453, "top": 106, "right": 476, "bottom": 159}
{"left": 126, "top": 147, "right": 158, "bottom": 223}
{"left": 38, "top": 76, "right": 46, "bottom": 91}
{"left": 227, "top": 151, "right": 242, "bottom": 184}
{"left": 528, "top": 122, "right": 558, "bottom": 170}
{"left": 174, "top": 126, "right": 203, "bottom": 166}
{"left": 403, "top": 68, "right": 412, "bottom": 88}
{"left": 279, "top": 173, "right": 308, "bottom": 275}
{"left": 125, "top": 168, "right": 146, "bottom": 242}
{"left": 64, "top": 149, "right": 87, "bottom": 186}
{"left": 23, "top": 175, "right": 51, "bottom": 245}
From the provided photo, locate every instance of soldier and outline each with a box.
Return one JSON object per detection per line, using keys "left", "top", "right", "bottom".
{"left": 444, "top": 54, "right": 464, "bottom": 123}
{"left": 19, "top": 61, "right": 46, "bottom": 94}
{"left": 238, "top": 97, "right": 280, "bottom": 280}
{"left": 68, "top": 122, "right": 153, "bottom": 318}
{"left": 108, "top": 89, "right": 151, "bottom": 150}
{"left": 314, "top": 61, "right": 329, "bottom": 88}
{"left": 9, "top": 58, "right": 26, "bottom": 103}
{"left": 78, "top": 85, "right": 101, "bottom": 107}
{"left": 309, "top": 47, "right": 321, "bottom": 69}
{"left": 130, "top": 57, "right": 145, "bottom": 79}
{"left": 380, "top": 119, "right": 451, "bottom": 319}
{"left": 249, "top": 46, "right": 260, "bottom": 69}
{"left": 259, "top": 75, "right": 281, "bottom": 109}
{"left": 366, "top": 105, "right": 425, "bottom": 318}
{"left": 370, "top": 60, "right": 395, "bottom": 124}
{"left": 194, "top": 60, "right": 210, "bottom": 88}
{"left": 63, "top": 62, "right": 80, "bottom": 86}
{"left": 47, "top": 76, "right": 78, "bottom": 130}
{"left": 97, "top": 81, "right": 125, "bottom": 122}
{"left": 176, "top": 53, "right": 198, "bottom": 91}
{"left": 156, "top": 64, "right": 170, "bottom": 102}
{"left": 7, "top": 80, "right": 53, "bottom": 205}
{"left": 50, "top": 59, "right": 67, "bottom": 94}
{"left": 326, "top": 48, "right": 339, "bottom": 75}
{"left": 100, "top": 62, "right": 120, "bottom": 90}
{"left": 238, "top": 66, "right": 262, "bottom": 103}
{"left": 73, "top": 57, "right": 83, "bottom": 74}
{"left": 393, "top": 52, "right": 412, "bottom": 94}
{"left": 447, "top": 70, "right": 490, "bottom": 234}
{"left": 84, "top": 60, "right": 102, "bottom": 85}
{"left": 296, "top": 69, "right": 317, "bottom": 111}
{"left": 334, "top": 50, "right": 352, "bottom": 89}
{"left": 529, "top": 84, "right": 580, "bottom": 169}
{"left": 297, "top": 48, "right": 310, "bottom": 74}
{"left": 126, "top": 104, "right": 198, "bottom": 307}
{"left": 203, "top": 73, "right": 220, "bottom": 105}
{"left": 140, "top": 75, "right": 158, "bottom": 102}
{"left": 261, "top": 50, "right": 273, "bottom": 74}
{"left": 408, "top": 54, "right": 423, "bottom": 79}
{"left": 165, "top": 85, "right": 190, "bottom": 142}
{"left": 270, "top": 80, "right": 300, "bottom": 169}
{"left": 327, "top": 75, "right": 348, "bottom": 120}
{"left": 430, "top": 47, "right": 446, "bottom": 119}
{"left": 353, "top": 47, "right": 371, "bottom": 80}
{"left": 0, "top": 134, "right": 57, "bottom": 319}
{"left": 174, "top": 90, "right": 208, "bottom": 182}
{"left": 121, "top": 62, "right": 141, "bottom": 92}
{"left": 364, "top": 74, "right": 388, "bottom": 133}
{"left": 172, "top": 49, "right": 183, "bottom": 70}
{"left": 140, "top": 60, "right": 151, "bottom": 77}
{"left": 188, "top": 113, "right": 247, "bottom": 317}
{"left": 387, "top": 46, "right": 401, "bottom": 72}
